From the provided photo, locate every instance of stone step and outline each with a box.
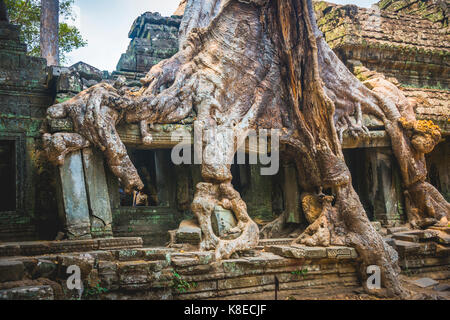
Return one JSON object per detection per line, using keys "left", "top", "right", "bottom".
{"left": 392, "top": 233, "right": 420, "bottom": 243}
{"left": 428, "top": 226, "right": 450, "bottom": 235}
{"left": 0, "top": 285, "right": 54, "bottom": 300}
{"left": 387, "top": 227, "right": 410, "bottom": 235}
{"left": 0, "top": 237, "right": 143, "bottom": 257}
{"left": 0, "top": 261, "right": 24, "bottom": 282}
{"left": 392, "top": 239, "right": 421, "bottom": 255}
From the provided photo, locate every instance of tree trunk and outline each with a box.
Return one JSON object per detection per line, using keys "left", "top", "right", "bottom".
{"left": 0, "top": 0, "right": 8, "bottom": 22}
{"left": 40, "top": 0, "right": 59, "bottom": 66}
{"left": 43, "top": 0, "right": 449, "bottom": 297}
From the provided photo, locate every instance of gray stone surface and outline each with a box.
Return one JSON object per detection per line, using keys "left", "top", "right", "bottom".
{"left": 0, "top": 260, "right": 24, "bottom": 282}
{"left": 176, "top": 219, "right": 202, "bottom": 244}
{"left": 410, "top": 278, "right": 439, "bottom": 288}
{"left": 82, "top": 148, "right": 113, "bottom": 238}
{"left": 211, "top": 205, "right": 238, "bottom": 239}
{"left": 266, "top": 245, "right": 328, "bottom": 259}
{"left": 59, "top": 151, "right": 91, "bottom": 239}
{"left": 433, "top": 284, "right": 450, "bottom": 292}
{"left": 0, "top": 285, "right": 54, "bottom": 300}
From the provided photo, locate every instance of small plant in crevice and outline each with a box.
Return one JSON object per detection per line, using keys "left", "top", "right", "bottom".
{"left": 292, "top": 268, "right": 309, "bottom": 279}
{"left": 171, "top": 271, "right": 198, "bottom": 294}
{"left": 82, "top": 281, "right": 108, "bottom": 300}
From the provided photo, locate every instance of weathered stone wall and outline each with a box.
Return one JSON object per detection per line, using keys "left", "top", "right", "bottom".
{"left": 0, "top": 22, "right": 56, "bottom": 241}
{"left": 378, "top": 0, "right": 448, "bottom": 26}
{"left": 314, "top": 1, "right": 449, "bottom": 89}
{"left": 115, "top": 12, "right": 181, "bottom": 80}
{"left": 0, "top": 233, "right": 448, "bottom": 300}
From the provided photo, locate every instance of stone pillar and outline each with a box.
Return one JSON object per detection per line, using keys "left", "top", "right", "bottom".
{"left": 283, "top": 162, "right": 302, "bottom": 224}
{"left": 82, "top": 148, "right": 113, "bottom": 238}
{"left": 244, "top": 164, "right": 273, "bottom": 221}
{"left": 366, "top": 148, "right": 405, "bottom": 226}
{"left": 154, "top": 150, "right": 170, "bottom": 207}
{"left": 58, "top": 151, "right": 91, "bottom": 239}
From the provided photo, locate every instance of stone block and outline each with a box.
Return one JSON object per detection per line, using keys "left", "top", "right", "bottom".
{"left": 410, "top": 278, "right": 439, "bottom": 288}
{"left": 265, "top": 245, "right": 328, "bottom": 259}
{"left": 56, "top": 70, "right": 82, "bottom": 93}
{"left": 115, "top": 249, "right": 143, "bottom": 262}
{"left": 57, "top": 255, "right": 93, "bottom": 279}
{"left": 140, "top": 248, "right": 174, "bottom": 262}
{"left": 326, "top": 246, "right": 358, "bottom": 259}
{"left": 117, "top": 261, "right": 160, "bottom": 288}
{"left": 0, "top": 285, "right": 54, "bottom": 300}
{"left": 33, "top": 260, "right": 57, "bottom": 278}
{"left": 258, "top": 238, "right": 292, "bottom": 246}
{"left": 393, "top": 240, "right": 421, "bottom": 255}
{"left": 82, "top": 148, "right": 113, "bottom": 238}
{"left": 218, "top": 275, "right": 274, "bottom": 290}
{"left": 59, "top": 151, "right": 91, "bottom": 239}
{"left": 392, "top": 232, "right": 419, "bottom": 243}
{"left": 171, "top": 252, "right": 213, "bottom": 267}
{"left": 97, "top": 237, "right": 143, "bottom": 250}
{"left": 292, "top": 245, "right": 328, "bottom": 259}
{"left": 0, "top": 244, "right": 20, "bottom": 257}
{"left": 387, "top": 227, "right": 410, "bottom": 235}
{"left": 0, "top": 260, "right": 24, "bottom": 282}
{"left": 211, "top": 206, "right": 238, "bottom": 239}
{"left": 176, "top": 219, "right": 201, "bottom": 244}
{"left": 98, "top": 261, "right": 118, "bottom": 290}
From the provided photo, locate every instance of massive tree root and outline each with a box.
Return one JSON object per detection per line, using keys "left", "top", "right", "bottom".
{"left": 42, "top": 0, "right": 449, "bottom": 296}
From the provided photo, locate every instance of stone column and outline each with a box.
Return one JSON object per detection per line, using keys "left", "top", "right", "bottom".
{"left": 244, "top": 164, "right": 273, "bottom": 221}
{"left": 58, "top": 151, "right": 91, "bottom": 239}
{"left": 283, "top": 162, "right": 302, "bottom": 224}
{"left": 154, "top": 150, "right": 170, "bottom": 207}
{"left": 82, "top": 148, "right": 113, "bottom": 238}
{"left": 366, "top": 148, "right": 405, "bottom": 226}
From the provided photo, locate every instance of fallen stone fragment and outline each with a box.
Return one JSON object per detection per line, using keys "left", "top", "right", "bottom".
{"left": 176, "top": 219, "right": 202, "bottom": 244}
{"left": 433, "top": 284, "right": 450, "bottom": 292}
{"left": 410, "top": 278, "right": 439, "bottom": 288}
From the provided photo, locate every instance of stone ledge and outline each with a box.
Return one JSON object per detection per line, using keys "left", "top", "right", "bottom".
{"left": 265, "top": 245, "right": 358, "bottom": 260}
{"left": 0, "top": 285, "right": 54, "bottom": 300}
{"left": 0, "top": 237, "right": 143, "bottom": 257}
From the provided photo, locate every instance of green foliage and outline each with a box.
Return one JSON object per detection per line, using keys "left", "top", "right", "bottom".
{"left": 171, "top": 271, "right": 198, "bottom": 294}
{"left": 82, "top": 282, "right": 108, "bottom": 299}
{"left": 5, "top": 0, "right": 87, "bottom": 64}
{"left": 291, "top": 268, "right": 309, "bottom": 279}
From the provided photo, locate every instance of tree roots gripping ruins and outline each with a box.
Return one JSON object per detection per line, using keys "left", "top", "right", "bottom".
{"left": 42, "top": 0, "right": 449, "bottom": 296}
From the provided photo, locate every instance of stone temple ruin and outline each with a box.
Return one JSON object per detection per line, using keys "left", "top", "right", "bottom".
{"left": 0, "top": 0, "right": 448, "bottom": 300}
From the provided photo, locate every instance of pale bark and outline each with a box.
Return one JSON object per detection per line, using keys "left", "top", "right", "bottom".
{"left": 40, "top": 0, "right": 59, "bottom": 66}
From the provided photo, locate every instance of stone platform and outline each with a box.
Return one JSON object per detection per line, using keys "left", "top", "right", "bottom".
{"left": 0, "top": 233, "right": 448, "bottom": 300}
{"left": 0, "top": 237, "right": 143, "bottom": 257}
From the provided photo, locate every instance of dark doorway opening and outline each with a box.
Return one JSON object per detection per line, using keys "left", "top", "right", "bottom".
{"left": 0, "top": 140, "right": 16, "bottom": 212}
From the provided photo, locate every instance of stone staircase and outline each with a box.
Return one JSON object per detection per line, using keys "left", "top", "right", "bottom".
{"left": 385, "top": 227, "right": 450, "bottom": 277}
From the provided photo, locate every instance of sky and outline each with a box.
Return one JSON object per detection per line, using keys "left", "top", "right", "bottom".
{"left": 66, "top": 0, "right": 379, "bottom": 71}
